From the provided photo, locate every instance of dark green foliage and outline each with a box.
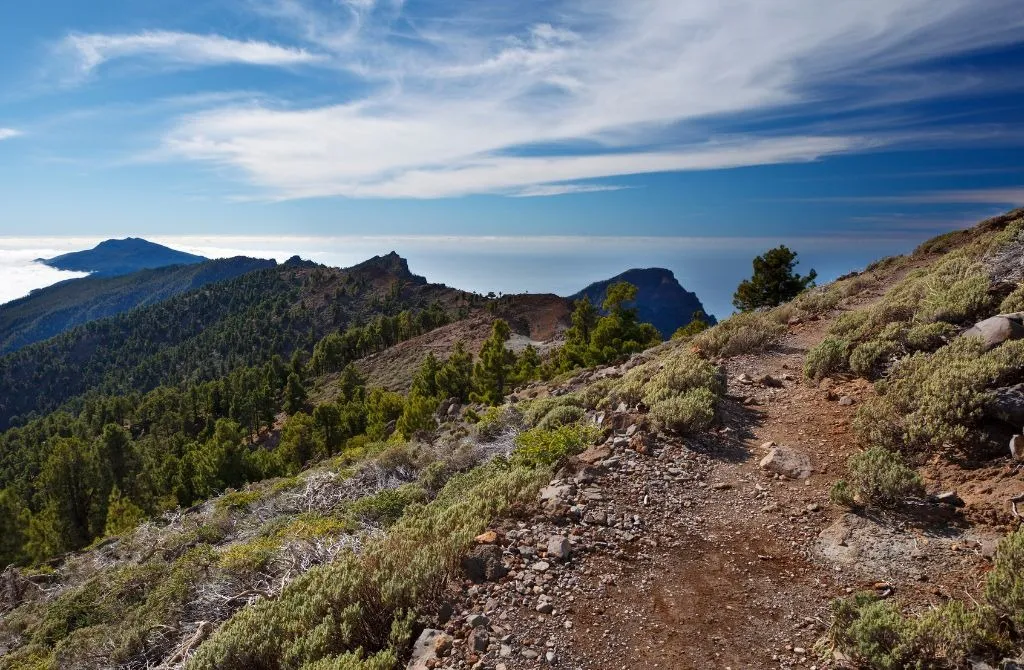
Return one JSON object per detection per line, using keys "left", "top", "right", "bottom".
{"left": 435, "top": 341, "right": 473, "bottom": 402}
{"left": 283, "top": 372, "right": 307, "bottom": 415}
{"left": 830, "top": 447, "right": 924, "bottom": 509}
{"left": 0, "top": 257, "right": 274, "bottom": 354}
{"left": 733, "top": 245, "right": 817, "bottom": 311}
{"left": 471, "top": 320, "right": 518, "bottom": 406}
{"left": 672, "top": 309, "right": 711, "bottom": 339}
{"left": 552, "top": 282, "right": 661, "bottom": 372}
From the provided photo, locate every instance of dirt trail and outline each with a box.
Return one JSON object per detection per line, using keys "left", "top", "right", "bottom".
{"left": 433, "top": 279, "right": 1004, "bottom": 670}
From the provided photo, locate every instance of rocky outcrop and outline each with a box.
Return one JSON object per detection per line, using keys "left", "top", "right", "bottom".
{"left": 962, "top": 313, "right": 1024, "bottom": 350}
{"left": 758, "top": 446, "right": 813, "bottom": 479}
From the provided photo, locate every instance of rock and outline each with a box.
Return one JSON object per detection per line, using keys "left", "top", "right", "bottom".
{"left": 546, "top": 650, "right": 558, "bottom": 664}
{"left": 838, "top": 395, "right": 855, "bottom": 406}
{"left": 758, "top": 374, "right": 783, "bottom": 388}
{"left": 625, "top": 423, "right": 638, "bottom": 437}
{"left": 737, "top": 373, "right": 754, "bottom": 385}
{"left": 535, "top": 601, "right": 554, "bottom": 614}
{"left": 1012, "top": 435, "right": 1024, "bottom": 461}
{"left": 933, "top": 490, "right": 965, "bottom": 507}
{"left": 985, "top": 384, "right": 1024, "bottom": 427}
{"left": 461, "top": 545, "right": 508, "bottom": 582}
{"left": 629, "top": 432, "right": 653, "bottom": 455}
{"left": 466, "top": 613, "right": 490, "bottom": 628}
{"left": 531, "top": 560, "right": 551, "bottom": 572}
{"left": 759, "top": 446, "right": 813, "bottom": 479}
{"left": 577, "top": 443, "right": 612, "bottom": 465}
{"left": 407, "top": 629, "right": 447, "bottom": 670}
{"left": 962, "top": 313, "right": 1024, "bottom": 350}
{"left": 546, "top": 536, "right": 571, "bottom": 562}
{"left": 475, "top": 530, "right": 499, "bottom": 544}
{"left": 468, "top": 629, "right": 489, "bottom": 652}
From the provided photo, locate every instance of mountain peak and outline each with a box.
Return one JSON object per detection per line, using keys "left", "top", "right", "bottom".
{"left": 569, "top": 267, "right": 715, "bottom": 338}
{"left": 353, "top": 251, "right": 426, "bottom": 283}
{"left": 40, "top": 238, "right": 207, "bottom": 277}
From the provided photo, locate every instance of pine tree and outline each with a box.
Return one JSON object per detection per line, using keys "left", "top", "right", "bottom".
{"left": 103, "top": 486, "right": 147, "bottom": 537}
{"left": 283, "top": 372, "right": 307, "bottom": 415}
{"left": 471, "top": 319, "right": 517, "bottom": 405}
{"left": 733, "top": 245, "right": 816, "bottom": 311}
{"left": 436, "top": 341, "right": 473, "bottom": 401}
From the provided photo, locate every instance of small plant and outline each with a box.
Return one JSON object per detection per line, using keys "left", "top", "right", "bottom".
{"left": 648, "top": 387, "right": 717, "bottom": 433}
{"left": 475, "top": 405, "right": 522, "bottom": 440}
{"left": 984, "top": 526, "right": 1024, "bottom": 632}
{"left": 804, "top": 336, "right": 850, "bottom": 380}
{"left": 691, "top": 311, "right": 786, "bottom": 358}
{"left": 512, "top": 424, "right": 600, "bottom": 468}
{"left": 830, "top": 447, "right": 923, "bottom": 509}
{"left": 214, "top": 489, "right": 263, "bottom": 513}
{"left": 220, "top": 537, "right": 279, "bottom": 575}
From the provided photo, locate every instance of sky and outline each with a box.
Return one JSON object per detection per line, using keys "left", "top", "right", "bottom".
{"left": 1, "top": 1, "right": 1024, "bottom": 314}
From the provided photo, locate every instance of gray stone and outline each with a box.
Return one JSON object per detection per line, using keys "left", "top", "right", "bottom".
{"left": 466, "top": 613, "right": 490, "bottom": 628}
{"left": 461, "top": 545, "right": 507, "bottom": 582}
{"left": 531, "top": 560, "right": 550, "bottom": 572}
{"left": 962, "top": 313, "right": 1024, "bottom": 350}
{"left": 838, "top": 395, "right": 855, "bottom": 406}
{"left": 546, "top": 535, "right": 571, "bottom": 562}
{"left": 758, "top": 446, "right": 813, "bottom": 479}
{"left": 1012, "top": 435, "right": 1024, "bottom": 461}
{"left": 469, "top": 629, "right": 489, "bottom": 652}
{"left": 521, "top": 649, "right": 540, "bottom": 660}
{"left": 535, "top": 601, "right": 554, "bottom": 614}
{"left": 406, "top": 628, "right": 446, "bottom": 670}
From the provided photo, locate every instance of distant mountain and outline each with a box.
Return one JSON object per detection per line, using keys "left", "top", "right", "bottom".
{"left": 569, "top": 268, "right": 715, "bottom": 338}
{"left": 38, "top": 238, "right": 207, "bottom": 276}
{"left": 0, "top": 256, "right": 276, "bottom": 354}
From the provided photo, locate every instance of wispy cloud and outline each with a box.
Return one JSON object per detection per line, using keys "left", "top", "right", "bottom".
{"left": 0, "top": 128, "right": 22, "bottom": 141}
{"left": 61, "top": 31, "right": 324, "bottom": 79}
{"left": 154, "top": 0, "right": 1024, "bottom": 199}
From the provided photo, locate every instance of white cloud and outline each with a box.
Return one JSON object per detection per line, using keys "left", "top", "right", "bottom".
{"left": 149, "top": 0, "right": 1024, "bottom": 198}
{"left": 63, "top": 31, "right": 323, "bottom": 77}
{"left": 0, "top": 128, "right": 21, "bottom": 141}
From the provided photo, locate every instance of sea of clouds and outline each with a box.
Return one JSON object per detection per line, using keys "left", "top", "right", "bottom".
{"left": 0, "top": 235, "right": 922, "bottom": 318}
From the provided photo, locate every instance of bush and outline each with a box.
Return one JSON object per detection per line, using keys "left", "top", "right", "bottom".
{"left": 611, "top": 349, "right": 723, "bottom": 408}
{"left": 825, "top": 592, "right": 915, "bottom": 670}
{"left": 999, "top": 283, "right": 1024, "bottom": 313}
{"left": 849, "top": 339, "right": 899, "bottom": 378}
{"left": 512, "top": 424, "right": 601, "bottom": 468}
{"left": 520, "top": 395, "right": 583, "bottom": 428}
{"left": 186, "top": 463, "right": 546, "bottom": 670}
{"left": 348, "top": 484, "right": 428, "bottom": 527}
{"left": 691, "top": 311, "right": 786, "bottom": 358}
{"left": 804, "top": 336, "right": 850, "bottom": 380}
{"left": 649, "top": 388, "right": 717, "bottom": 434}
{"left": 984, "top": 527, "right": 1024, "bottom": 632}
{"left": 475, "top": 405, "right": 522, "bottom": 440}
{"left": 830, "top": 447, "right": 923, "bottom": 509}
{"left": 220, "top": 537, "right": 279, "bottom": 575}
{"left": 537, "top": 404, "right": 585, "bottom": 430}
{"left": 854, "top": 338, "right": 1024, "bottom": 454}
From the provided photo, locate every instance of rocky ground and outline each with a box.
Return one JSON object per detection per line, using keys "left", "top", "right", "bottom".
{"left": 408, "top": 288, "right": 1015, "bottom": 669}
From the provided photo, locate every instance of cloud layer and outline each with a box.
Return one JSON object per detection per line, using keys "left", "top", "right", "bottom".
{"left": 50, "top": 0, "right": 1024, "bottom": 199}
{"left": 0, "top": 128, "right": 21, "bottom": 141}
{"left": 62, "top": 31, "right": 323, "bottom": 78}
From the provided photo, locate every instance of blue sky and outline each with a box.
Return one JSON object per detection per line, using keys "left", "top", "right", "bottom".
{"left": 1, "top": 1, "right": 1024, "bottom": 314}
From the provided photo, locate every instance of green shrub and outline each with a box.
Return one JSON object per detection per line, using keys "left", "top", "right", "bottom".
{"left": 220, "top": 537, "right": 279, "bottom": 575}
{"left": 611, "top": 349, "right": 723, "bottom": 408}
{"left": 804, "top": 336, "right": 850, "bottom": 380}
{"left": 537, "top": 404, "right": 585, "bottom": 430}
{"left": 348, "top": 484, "right": 428, "bottom": 527}
{"left": 984, "top": 527, "right": 1024, "bottom": 632}
{"left": 854, "top": 338, "right": 1024, "bottom": 454}
{"left": 215, "top": 489, "right": 262, "bottom": 513}
{"left": 649, "top": 388, "right": 717, "bottom": 433}
{"left": 825, "top": 593, "right": 915, "bottom": 670}
{"left": 849, "top": 339, "right": 899, "bottom": 378}
{"left": 520, "top": 395, "right": 584, "bottom": 428}
{"left": 691, "top": 311, "right": 786, "bottom": 358}
{"left": 512, "top": 424, "right": 600, "bottom": 468}
{"left": 830, "top": 447, "right": 923, "bottom": 509}
{"left": 475, "top": 405, "right": 522, "bottom": 440}
{"left": 186, "top": 463, "right": 546, "bottom": 670}
{"left": 999, "top": 283, "right": 1024, "bottom": 313}
{"left": 904, "top": 322, "right": 956, "bottom": 352}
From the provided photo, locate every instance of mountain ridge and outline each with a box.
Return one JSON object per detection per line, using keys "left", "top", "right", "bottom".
{"left": 38, "top": 237, "right": 207, "bottom": 277}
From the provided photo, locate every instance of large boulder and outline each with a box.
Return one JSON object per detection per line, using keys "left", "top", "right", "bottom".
{"left": 407, "top": 629, "right": 450, "bottom": 670}
{"left": 962, "top": 313, "right": 1024, "bottom": 350}
{"left": 759, "top": 446, "right": 813, "bottom": 479}
{"left": 986, "top": 384, "right": 1024, "bottom": 427}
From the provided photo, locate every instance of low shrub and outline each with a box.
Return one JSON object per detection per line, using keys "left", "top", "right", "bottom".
{"left": 537, "top": 404, "right": 585, "bottom": 430}
{"left": 984, "top": 526, "right": 1024, "bottom": 632}
{"left": 511, "top": 424, "right": 601, "bottom": 468}
{"left": 648, "top": 387, "right": 717, "bottom": 433}
{"left": 475, "top": 405, "right": 523, "bottom": 440}
{"left": 611, "top": 349, "right": 723, "bottom": 408}
{"left": 520, "top": 395, "right": 584, "bottom": 428}
{"left": 691, "top": 311, "right": 786, "bottom": 358}
{"left": 999, "top": 283, "right": 1024, "bottom": 313}
{"left": 854, "top": 338, "right": 1024, "bottom": 454}
{"left": 347, "top": 484, "right": 428, "bottom": 527}
{"left": 804, "top": 336, "right": 850, "bottom": 380}
{"left": 830, "top": 447, "right": 923, "bottom": 509}
{"left": 219, "top": 537, "right": 279, "bottom": 575}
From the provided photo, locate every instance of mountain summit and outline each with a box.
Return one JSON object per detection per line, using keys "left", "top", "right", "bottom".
{"left": 38, "top": 238, "right": 207, "bottom": 277}
{"left": 570, "top": 267, "right": 715, "bottom": 338}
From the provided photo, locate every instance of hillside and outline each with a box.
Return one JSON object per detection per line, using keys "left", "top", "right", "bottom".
{"left": 38, "top": 237, "right": 207, "bottom": 276}
{"left": 0, "top": 256, "right": 276, "bottom": 353}
{"left": 0, "top": 254, "right": 473, "bottom": 429}
{"left": 570, "top": 267, "right": 714, "bottom": 338}
{"left": 5, "top": 211, "right": 1024, "bottom": 669}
